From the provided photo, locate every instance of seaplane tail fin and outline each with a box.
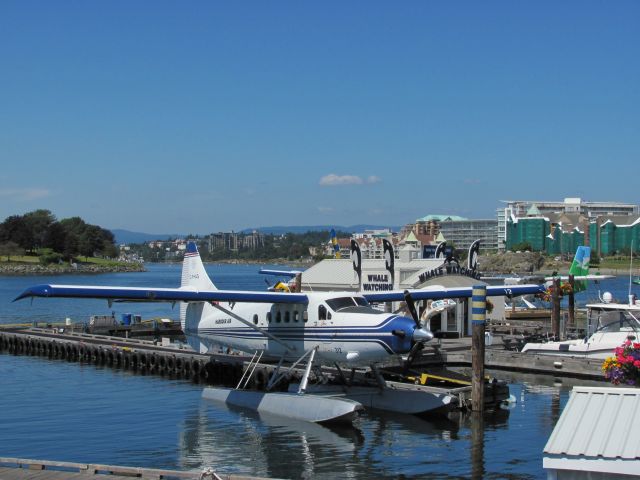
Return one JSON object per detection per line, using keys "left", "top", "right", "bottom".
{"left": 569, "top": 246, "right": 590, "bottom": 292}
{"left": 181, "top": 241, "right": 216, "bottom": 291}
{"left": 180, "top": 241, "right": 215, "bottom": 331}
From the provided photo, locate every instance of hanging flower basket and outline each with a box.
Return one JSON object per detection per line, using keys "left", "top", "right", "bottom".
{"left": 485, "top": 299, "right": 494, "bottom": 314}
{"left": 602, "top": 340, "right": 640, "bottom": 385}
{"left": 537, "top": 282, "right": 573, "bottom": 302}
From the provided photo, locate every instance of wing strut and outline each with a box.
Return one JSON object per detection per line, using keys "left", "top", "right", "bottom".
{"left": 210, "top": 303, "right": 295, "bottom": 352}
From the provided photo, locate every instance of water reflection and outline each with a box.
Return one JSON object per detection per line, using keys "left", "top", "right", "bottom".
{"left": 178, "top": 398, "right": 472, "bottom": 479}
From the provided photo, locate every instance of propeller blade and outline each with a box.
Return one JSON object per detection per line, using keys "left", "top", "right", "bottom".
{"left": 403, "top": 290, "right": 420, "bottom": 328}
{"left": 403, "top": 342, "right": 424, "bottom": 373}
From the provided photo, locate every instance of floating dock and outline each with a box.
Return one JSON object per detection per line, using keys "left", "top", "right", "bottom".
{"left": 409, "top": 337, "right": 605, "bottom": 380}
{"left": 0, "top": 456, "right": 270, "bottom": 480}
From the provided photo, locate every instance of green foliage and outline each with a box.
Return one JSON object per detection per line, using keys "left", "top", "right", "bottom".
{"left": 0, "top": 210, "right": 117, "bottom": 261}
{"left": 127, "top": 230, "right": 339, "bottom": 262}
{"left": 0, "top": 241, "right": 24, "bottom": 261}
{"left": 39, "top": 251, "right": 63, "bottom": 265}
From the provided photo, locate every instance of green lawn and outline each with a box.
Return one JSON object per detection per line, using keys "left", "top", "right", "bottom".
{"left": 0, "top": 255, "right": 134, "bottom": 267}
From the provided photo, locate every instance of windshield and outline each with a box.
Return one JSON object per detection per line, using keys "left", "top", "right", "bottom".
{"left": 326, "top": 296, "right": 372, "bottom": 312}
{"left": 591, "top": 309, "right": 640, "bottom": 334}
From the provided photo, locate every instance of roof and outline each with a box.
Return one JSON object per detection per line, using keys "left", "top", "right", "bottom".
{"left": 417, "top": 214, "right": 468, "bottom": 222}
{"left": 544, "top": 386, "right": 640, "bottom": 475}
{"left": 404, "top": 231, "right": 418, "bottom": 243}
{"left": 527, "top": 204, "right": 541, "bottom": 216}
{"left": 300, "top": 258, "right": 446, "bottom": 290}
{"left": 596, "top": 214, "right": 640, "bottom": 228}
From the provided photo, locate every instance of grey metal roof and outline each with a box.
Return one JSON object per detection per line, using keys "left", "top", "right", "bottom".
{"left": 544, "top": 386, "right": 640, "bottom": 460}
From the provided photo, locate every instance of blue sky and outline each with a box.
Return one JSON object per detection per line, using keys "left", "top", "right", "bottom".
{"left": 1, "top": 2, "right": 638, "bottom": 234}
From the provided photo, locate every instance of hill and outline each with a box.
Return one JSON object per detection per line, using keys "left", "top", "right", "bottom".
{"left": 240, "top": 225, "right": 401, "bottom": 235}
{"left": 112, "top": 225, "right": 402, "bottom": 244}
{"left": 111, "top": 229, "right": 183, "bottom": 245}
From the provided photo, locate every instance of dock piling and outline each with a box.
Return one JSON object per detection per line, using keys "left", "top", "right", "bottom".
{"left": 471, "top": 285, "right": 486, "bottom": 412}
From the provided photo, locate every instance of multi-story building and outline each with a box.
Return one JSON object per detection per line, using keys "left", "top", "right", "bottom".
{"left": 498, "top": 198, "right": 639, "bottom": 250}
{"left": 400, "top": 214, "right": 496, "bottom": 255}
{"left": 505, "top": 208, "right": 640, "bottom": 256}
{"left": 208, "top": 232, "right": 239, "bottom": 252}
{"left": 207, "top": 231, "right": 266, "bottom": 252}
{"left": 438, "top": 218, "right": 499, "bottom": 251}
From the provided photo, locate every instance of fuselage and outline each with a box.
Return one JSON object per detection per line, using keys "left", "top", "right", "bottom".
{"left": 184, "top": 291, "right": 419, "bottom": 366}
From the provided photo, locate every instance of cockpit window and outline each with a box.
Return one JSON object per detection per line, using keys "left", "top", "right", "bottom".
{"left": 325, "top": 297, "right": 378, "bottom": 314}
{"left": 326, "top": 297, "right": 368, "bottom": 311}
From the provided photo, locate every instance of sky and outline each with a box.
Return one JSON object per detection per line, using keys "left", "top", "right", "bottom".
{"left": 1, "top": 2, "right": 638, "bottom": 234}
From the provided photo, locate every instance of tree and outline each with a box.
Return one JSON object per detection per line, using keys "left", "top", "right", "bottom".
{"left": 0, "top": 215, "right": 33, "bottom": 251}
{"left": 23, "top": 209, "right": 56, "bottom": 251}
{"left": 0, "top": 241, "right": 23, "bottom": 261}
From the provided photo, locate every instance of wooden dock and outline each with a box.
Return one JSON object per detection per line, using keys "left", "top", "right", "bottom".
{"left": 412, "top": 337, "right": 605, "bottom": 380}
{"left": 0, "top": 327, "right": 252, "bottom": 387}
{"left": 0, "top": 457, "right": 270, "bottom": 480}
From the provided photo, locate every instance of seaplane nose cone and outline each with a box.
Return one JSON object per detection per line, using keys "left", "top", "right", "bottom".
{"left": 413, "top": 327, "right": 434, "bottom": 343}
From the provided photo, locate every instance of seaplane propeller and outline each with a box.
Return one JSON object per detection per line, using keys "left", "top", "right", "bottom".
{"left": 395, "top": 290, "right": 434, "bottom": 372}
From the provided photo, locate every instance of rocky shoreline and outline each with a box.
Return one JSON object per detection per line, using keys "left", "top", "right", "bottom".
{"left": 0, "top": 263, "right": 146, "bottom": 276}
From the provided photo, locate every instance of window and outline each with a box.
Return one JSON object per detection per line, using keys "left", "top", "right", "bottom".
{"left": 318, "top": 305, "right": 327, "bottom": 320}
{"left": 284, "top": 311, "right": 290, "bottom": 323}
{"left": 267, "top": 312, "right": 272, "bottom": 323}
{"left": 303, "top": 310, "right": 308, "bottom": 323}
{"left": 253, "top": 314, "right": 258, "bottom": 325}
{"left": 354, "top": 297, "right": 369, "bottom": 306}
{"left": 276, "top": 311, "right": 281, "bottom": 323}
{"left": 327, "top": 297, "right": 358, "bottom": 311}
{"left": 293, "top": 311, "right": 299, "bottom": 322}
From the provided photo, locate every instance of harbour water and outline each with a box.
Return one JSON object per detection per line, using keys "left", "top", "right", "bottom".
{"left": 1, "top": 264, "right": 635, "bottom": 479}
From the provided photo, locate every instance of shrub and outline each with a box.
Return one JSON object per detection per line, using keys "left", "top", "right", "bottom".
{"left": 39, "top": 252, "right": 63, "bottom": 265}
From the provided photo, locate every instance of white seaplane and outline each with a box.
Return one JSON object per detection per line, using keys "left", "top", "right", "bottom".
{"left": 15, "top": 242, "right": 543, "bottom": 424}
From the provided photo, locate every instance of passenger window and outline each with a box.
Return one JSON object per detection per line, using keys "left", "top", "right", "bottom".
{"left": 253, "top": 314, "right": 258, "bottom": 325}
{"left": 319, "top": 305, "right": 327, "bottom": 320}
{"left": 285, "top": 311, "right": 290, "bottom": 323}
{"left": 267, "top": 312, "right": 272, "bottom": 323}
{"left": 276, "top": 311, "right": 281, "bottom": 323}
{"left": 293, "top": 311, "right": 299, "bottom": 322}
{"left": 303, "top": 311, "right": 308, "bottom": 323}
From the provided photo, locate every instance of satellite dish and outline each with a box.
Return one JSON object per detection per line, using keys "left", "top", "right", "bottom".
{"left": 602, "top": 291, "right": 613, "bottom": 304}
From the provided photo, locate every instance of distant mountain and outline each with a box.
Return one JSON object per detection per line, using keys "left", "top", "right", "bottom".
{"left": 112, "top": 225, "right": 402, "bottom": 244}
{"left": 240, "top": 225, "right": 402, "bottom": 235}
{"left": 110, "top": 229, "right": 183, "bottom": 245}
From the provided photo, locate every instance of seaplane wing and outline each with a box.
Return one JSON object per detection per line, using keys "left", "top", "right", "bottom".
{"left": 259, "top": 269, "right": 302, "bottom": 278}
{"left": 363, "top": 283, "right": 545, "bottom": 303}
{"left": 14, "top": 284, "right": 309, "bottom": 304}
{"left": 544, "top": 274, "right": 615, "bottom": 281}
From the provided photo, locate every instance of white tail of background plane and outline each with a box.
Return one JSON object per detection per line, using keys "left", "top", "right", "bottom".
{"left": 179, "top": 242, "right": 215, "bottom": 337}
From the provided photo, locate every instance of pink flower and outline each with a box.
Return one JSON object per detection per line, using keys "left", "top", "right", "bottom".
{"left": 634, "top": 360, "right": 640, "bottom": 368}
